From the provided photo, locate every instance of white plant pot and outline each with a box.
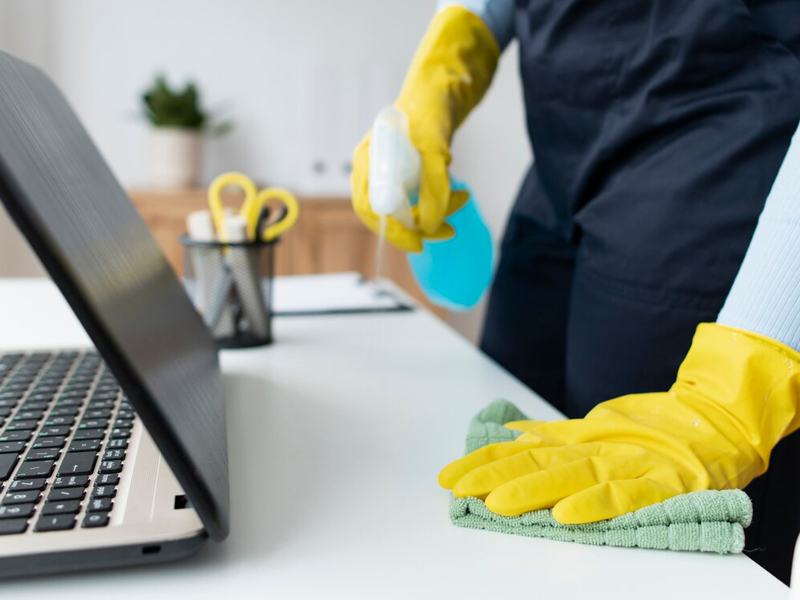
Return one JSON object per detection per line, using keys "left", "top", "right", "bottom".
{"left": 148, "top": 127, "right": 202, "bottom": 189}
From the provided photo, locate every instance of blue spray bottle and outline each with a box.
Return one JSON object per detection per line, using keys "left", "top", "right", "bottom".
{"left": 369, "top": 107, "right": 493, "bottom": 311}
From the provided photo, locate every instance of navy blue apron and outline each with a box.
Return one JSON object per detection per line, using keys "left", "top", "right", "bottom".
{"left": 480, "top": 0, "right": 800, "bottom": 582}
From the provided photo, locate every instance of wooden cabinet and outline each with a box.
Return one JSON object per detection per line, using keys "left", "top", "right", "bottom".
{"left": 128, "top": 189, "right": 445, "bottom": 317}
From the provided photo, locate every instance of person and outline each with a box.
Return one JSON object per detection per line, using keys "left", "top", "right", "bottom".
{"left": 350, "top": 0, "right": 800, "bottom": 582}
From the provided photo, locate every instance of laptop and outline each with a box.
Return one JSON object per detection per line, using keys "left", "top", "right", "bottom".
{"left": 0, "top": 51, "right": 228, "bottom": 575}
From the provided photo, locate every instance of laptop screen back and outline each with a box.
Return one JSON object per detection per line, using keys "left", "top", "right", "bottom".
{"left": 0, "top": 52, "right": 229, "bottom": 540}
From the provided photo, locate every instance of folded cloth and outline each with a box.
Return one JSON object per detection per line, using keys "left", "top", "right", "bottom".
{"left": 449, "top": 399, "right": 753, "bottom": 554}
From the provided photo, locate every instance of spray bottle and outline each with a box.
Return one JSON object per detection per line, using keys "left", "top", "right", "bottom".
{"left": 368, "top": 107, "right": 418, "bottom": 231}
{"left": 368, "top": 106, "right": 494, "bottom": 311}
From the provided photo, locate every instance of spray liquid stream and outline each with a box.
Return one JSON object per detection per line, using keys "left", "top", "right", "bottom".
{"left": 375, "top": 215, "right": 387, "bottom": 283}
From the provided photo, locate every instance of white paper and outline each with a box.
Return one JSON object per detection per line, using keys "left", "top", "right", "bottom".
{"left": 271, "top": 272, "right": 408, "bottom": 315}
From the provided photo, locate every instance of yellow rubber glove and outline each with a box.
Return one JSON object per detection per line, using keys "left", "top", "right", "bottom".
{"left": 439, "top": 323, "right": 800, "bottom": 524}
{"left": 351, "top": 6, "right": 499, "bottom": 252}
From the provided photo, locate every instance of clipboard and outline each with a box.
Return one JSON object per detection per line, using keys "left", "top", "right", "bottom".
{"left": 270, "top": 272, "right": 413, "bottom": 316}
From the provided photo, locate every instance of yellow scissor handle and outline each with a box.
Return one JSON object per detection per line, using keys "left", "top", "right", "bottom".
{"left": 207, "top": 172, "right": 258, "bottom": 242}
{"left": 252, "top": 187, "right": 300, "bottom": 241}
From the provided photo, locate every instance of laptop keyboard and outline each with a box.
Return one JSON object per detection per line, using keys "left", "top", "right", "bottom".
{"left": 0, "top": 350, "right": 136, "bottom": 535}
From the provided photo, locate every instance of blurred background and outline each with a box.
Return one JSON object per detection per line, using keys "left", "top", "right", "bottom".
{"left": 0, "top": 0, "right": 530, "bottom": 342}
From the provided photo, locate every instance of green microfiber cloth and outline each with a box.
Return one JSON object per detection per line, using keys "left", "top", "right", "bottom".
{"left": 449, "top": 399, "right": 752, "bottom": 554}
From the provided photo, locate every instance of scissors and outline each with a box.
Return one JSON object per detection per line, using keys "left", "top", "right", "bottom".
{"left": 207, "top": 171, "right": 299, "bottom": 243}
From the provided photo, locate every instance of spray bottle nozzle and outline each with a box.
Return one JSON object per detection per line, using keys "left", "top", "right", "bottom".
{"left": 368, "top": 106, "right": 419, "bottom": 230}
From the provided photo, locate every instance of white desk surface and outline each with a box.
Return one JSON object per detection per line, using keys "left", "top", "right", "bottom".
{"left": 0, "top": 278, "right": 788, "bottom": 599}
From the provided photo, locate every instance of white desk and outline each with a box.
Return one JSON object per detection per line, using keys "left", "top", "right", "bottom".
{"left": 0, "top": 279, "right": 788, "bottom": 599}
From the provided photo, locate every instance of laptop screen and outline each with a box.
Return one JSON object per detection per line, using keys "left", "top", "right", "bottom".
{"left": 0, "top": 52, "right": 229, "bottom": 540}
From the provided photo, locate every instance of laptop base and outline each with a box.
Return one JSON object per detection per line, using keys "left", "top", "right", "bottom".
{"left": 0, "top": 532, "right": 206, "bottom": 579}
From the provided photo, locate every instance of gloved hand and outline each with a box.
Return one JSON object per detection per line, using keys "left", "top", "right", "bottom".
{"left": 439, "top": 323, "right": 800, "bottom": 524}
{"left": 351, "top": 6, "right": 499, "bottom": 252}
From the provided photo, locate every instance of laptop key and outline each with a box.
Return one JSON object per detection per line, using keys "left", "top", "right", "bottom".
{"left": 44, "top": 416, "right": 75, "bottom": 427}
{"left": 87, "top": 498, "right": 112, "bottom": 512}
{"left": 109, "top": 429, "right": 130, "bottom": 439}
{"left": 26, "top": 393, "right": 54, "bottom": 403}
{"left": 0, "top": 431, "right": 32, "bottom": 442}
{"left": 55, "top": 397, "right": 83, "bottom": 407}
{"left": 49, "top": 406, "right": 81, "bottom": 417}
{"left": 68, "top": 440, "right": 101, "bottom": 452}
{"left": 98, "top": 460, "right": 122, "bottom": 474}
{"left": 8, "top": 372, "right": 34, "bottom": 380}
{"left": 6, "top": 420, "right": 39, "bottom": 431}
{"left": 39, "top": 374, "right": 65, "bottom": 382}
{"left": 0, "top": 503, "right": 35, "bottom": 519}
{"left": 84, "top": 408, "right": 112, "bottom": 419}
{"left": 15, "top": 460, "right": 54, "bottom": 479}
{"left": 32, "top": 436, "right": 66, "bottom": 449}
{"left": 35, "top": 514, "right": 75, "bottom": 532}
{"left": 42, "top": 500, "right": 81, "bottom": 515}
{"left": 78, "top": 419, "right": 108, "bottom": 430}
{"left": 92, "top": 485, "right": 116, "bottom": 499}
{"left": 103, "top": 450, "right": 125, "bottom": 461}
{"left": 0, "top": 518, "right": 28, "bottom": 535}
{"left": 48, "top": 487, "right": 85, "bottom": 502}
{"left": 11, "top": 383, "right": 34, "bottom": 392}
{"left": 3, "top": 383, "right": 29, "bottom": 393}
{"left": 106, "top": 439, "right": 128, "bottom": 450}
{"left": 95, "top": 473, "right": 119, "bottom": 486}
{"left": 73, "top": 429, "right": 104, "bottom": 441}
{"left": 0, "top": 442, "right": 25, "bottom": 454}
{"left": 88, "top": 399, "right": 115, "bottom": 409}
{"left": 37, "top": 426, "right": 71, "bottom": 438}
{"left": 33, "top": 383, "right": 59, "bottom": 397}
{"left": 82, "top": 512, "right": 109, "bottom": 528}
{"left": 58, "top": 452, "right": 96, "bottom": 476}
{"left": 10, "top": 478, "right": 46, "bottom": 491}
{"left": 16, "top": 409, "right": 46, "bottom": 420}
{"left": 0, "top": 453, "right": 19, "bottom": 480}
{"left": 2, "top": 490, "right": 40, "bottom": 505}
{"left": 52, "top": 475, "right": 89, "bottom": 489}
{"left": 25, "top": 448, "right": 60, "bottom": 461}
{"left": 68, "top": 370, "right": 93, "bottom": 378}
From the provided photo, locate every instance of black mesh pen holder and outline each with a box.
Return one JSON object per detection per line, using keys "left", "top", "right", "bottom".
{"left": 181, "top": 235, "right": 276, "bottom": 348}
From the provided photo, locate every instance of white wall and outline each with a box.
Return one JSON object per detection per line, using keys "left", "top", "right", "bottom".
{"left": 0, "top": 1, "right": 53, "bottom": 277}
{"left": 0, "top": 0, "right": 530, "bottom": 341}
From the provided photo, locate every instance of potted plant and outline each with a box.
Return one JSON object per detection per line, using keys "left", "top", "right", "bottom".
{"left": 141, "top": 75, "right": 231, "bottom": 189}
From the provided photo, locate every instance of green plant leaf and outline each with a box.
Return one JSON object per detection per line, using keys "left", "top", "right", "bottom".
{"left": 140, "top": 73, "right": 224, "bottom": 131}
